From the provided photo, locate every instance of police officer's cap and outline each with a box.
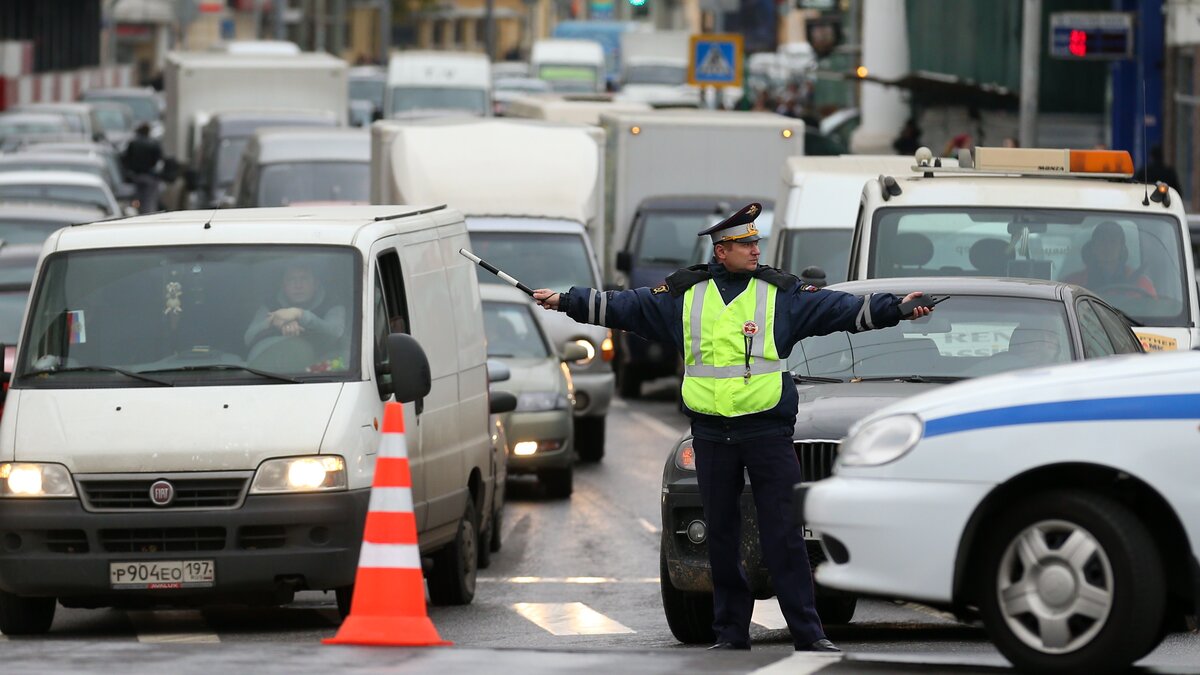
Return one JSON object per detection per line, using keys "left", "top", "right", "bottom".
{"left": 698, "top": 203, "right": 763, "bottom": 245}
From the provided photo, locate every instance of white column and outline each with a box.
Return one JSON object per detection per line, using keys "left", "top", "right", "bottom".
{"left": 850, "top": 0, "right": 910, "bottom": 154}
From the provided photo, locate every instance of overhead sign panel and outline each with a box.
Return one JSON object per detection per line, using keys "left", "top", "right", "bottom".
{"left": 688, "top": 34, "right": 743, "bottom": 88}
{"left": 1049, "top": 11, "right": 1134, "bottom": 60}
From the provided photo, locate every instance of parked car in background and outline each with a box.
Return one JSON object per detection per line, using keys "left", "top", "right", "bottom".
{"left": 659, "top": 276, "right": 1145, "bottom": 644}
{"left": 801, "top": 348, "right": 1197, "bottom": 674}
{"left": 0, "top": 112, "right": 74, "bottom": 151}
{"left": 0, "top": 203, "right": 107, "bottom": 246}
{"left": 88, "top": 100, "right": 135, "bottom": 151}
{"left": 12, "top": 103, "right": 107, "bottom": 146}
{"left": 231, "top": 127, "right": 368, "bottom": 207}
{"left": 79, "top": 87, "right": 164, "bottom": 139}
{"left": 18, "top": 141, "right": 129, "bottom": 197}
{"left": 0, "top": 152, "right": 134, "bottom": 205}
{"left": 481, "top": 284, "right": 583, "bottom": 499}
{"left": 0, "top": 171, "right": 122, "bottom": 217}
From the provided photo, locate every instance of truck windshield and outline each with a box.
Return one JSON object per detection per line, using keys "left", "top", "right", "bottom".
{"left": 625, "top": 65, "right": 686, "bottom": 86}
{"left": 789, "top": 295, "right": 1075, "bottom": 380}
{"left": 17, "top": 245, "right": 360, "bottom": 387}
{"left": 390, "top": 87, "right": 488, "bottom": 117}
{"left": 483, "top": 301, "right": 550, "bottom": 358}
{"left": 868, "top": 208, "right": 1190, "bottom": 327}
{"left": 782, "top": 229, "right": 851, "bottom": 285}
{"left": 636, "top": 211, "right": 722, "bottom": 266}
{"left": 469, "top": 231, "right": 597, "bottom": 290}
{"left": 538, "top": 65, "right": 599, "bottom": 92}
{"left": 258, "top": 162, "right": 369, "bottom": 207}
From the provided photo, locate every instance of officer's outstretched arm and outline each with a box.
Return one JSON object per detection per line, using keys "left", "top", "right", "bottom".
{"left": 534, "top": 286, "right": 676, "bottom": 344}
{"left": 783, "top": 286, "right": 905, "bottom": 344}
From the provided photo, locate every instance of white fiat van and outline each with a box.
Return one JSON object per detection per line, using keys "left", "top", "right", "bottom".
{"left": 0, "top": 205, "right": 499, "bottom": 633}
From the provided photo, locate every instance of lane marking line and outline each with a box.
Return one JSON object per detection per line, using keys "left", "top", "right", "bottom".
{"left": 749, "top": 652, "right": 843, "bottom": 674}
{"left": 751, "top": 599, "right": 789, "bottom": 630}
{"left": 512, "top": 602, "right": 636, "bottom": 636}
{"left": 627, "top": 409, "right": 684, "bottom": 441}
{"left": 126, "top": 609, "right": 220, "bottom": 643}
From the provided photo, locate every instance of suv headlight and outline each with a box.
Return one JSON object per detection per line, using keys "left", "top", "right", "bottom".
{"left": 516, "top": 391, "right": 570, "bottom": 411}
{"left": 250, "top": 455, "right": 347, "bottom": 493}
{"left": 0, "top": 463, "right": 76, "bottom": 497}
{"left": 839, "top": 414, "right": 923, "bottom": 467}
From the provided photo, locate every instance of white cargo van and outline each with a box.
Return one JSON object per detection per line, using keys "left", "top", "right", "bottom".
{"left": 0, "top": 205, "right": 500, "bottom": 633}
{"left": 847, "top": 147, "right": 1199, "bottom": 351}
{"left": 371, "top": 118, "right": 615, "bottom": 462}
{"left": 531, "top": 39, "right": 606, "bottom": 94}
{"left": 231, "top": 127, "right": 370, "bottom": 207}
{"left": 765, "top": 155, "right": 933, "bottom": 286}
{"left": 384, "top": 51, "right": 492, "bottom": 119}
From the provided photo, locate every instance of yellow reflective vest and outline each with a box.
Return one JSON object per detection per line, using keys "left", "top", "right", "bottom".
{"left": 681, "top": 278, "right": 784, "bottom": 417}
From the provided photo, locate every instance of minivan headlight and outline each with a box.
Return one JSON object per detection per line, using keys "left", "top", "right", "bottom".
{"left": 250, "top": 455, "right": 347, "bottom": 493}
{"left": 839, "top": 414, "right": 924, "bottom": 467}
{"left": 0, "top": 463, "right": 76, "bottom": 497}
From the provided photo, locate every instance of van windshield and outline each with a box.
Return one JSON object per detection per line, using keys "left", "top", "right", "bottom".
{"left": 538, "top": 65, "right": 599, "bottom": 92}
{"left": 17, "top": 246, "right": 360, "bottom": 387}
{"left": 258, "top": 162, "right": 369, "bottom": 206}
{"left": 782, "top": 229, "right": 851, "bottom": 285}
{"left": 868, "top": 208, "right": 1189, "bottom": 327}
{"left": 469, "top": 230, "right": 597, "bottom": 290}
{"left": 635, "top": 211, "right": 722, "bottom": 266}
{"left": 389, "top": 87, "right": 488, "bottom": 117}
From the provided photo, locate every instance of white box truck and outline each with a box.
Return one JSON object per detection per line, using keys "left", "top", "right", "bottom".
{"left": 371, "top": 118, "right": 616, "bottom": 466}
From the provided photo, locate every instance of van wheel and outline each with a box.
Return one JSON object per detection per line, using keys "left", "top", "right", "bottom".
{"left": 575, "top": 416, "right": 605, "bottom": 463}
{"left": 976, "top": 490, "right": 1164, "bottom": 674}
{"left": 660, "top": 544, "right": 714, "bottom": 644}
{"left": 335, "top": 585, "right": 353, "bottom": 619}
{"left": 0, "top": 591, "right": 55, "bottom": 635}
{"left": 539, "top": 466, "right": 573, "bottom": 499}
{"left": 428, "top": 498, "right": 479, "bottom": 606}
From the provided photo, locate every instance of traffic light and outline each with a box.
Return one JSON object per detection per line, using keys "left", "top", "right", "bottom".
{"left": 629, "top": 0, "right": 648, "bottom": 18}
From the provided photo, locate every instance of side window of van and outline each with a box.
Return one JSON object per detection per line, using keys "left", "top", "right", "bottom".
{"left": 373, "top": 248, "right": 412, "bottom": 401}
{"left": 373, "top": 271, "right": 392, "bottom": 400}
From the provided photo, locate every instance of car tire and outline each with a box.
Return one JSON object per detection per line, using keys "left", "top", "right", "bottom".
{"left": 815, "top": 594, "right": 857, "bottom": 625}
{"left": 539, "top": 465, "right": 573, "bottom": 499}
{"left": 489, "top": 502, "right": 504, "bottom": 554}
{"left": 617, "top": 361, "right": 641, "bottom": 399}
{"left": 575, "top": 416, "right": 606, "bottom": 463}
{"left": 976, "top": 490, "right": 1165, "bottom": 674}
{"left": 659, "top": 544, "right": 714, "bottom": 644}
{"left": 335, "top": 585, "right": 353, "bottom": 619}
{"left": 0, "top": 591, "right": 55, "bottom": 635}
{"left": 428, "top": 498, "right": 479, "bottom": 606}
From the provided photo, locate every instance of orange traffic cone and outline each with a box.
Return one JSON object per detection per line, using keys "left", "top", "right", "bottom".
{"left": 324, "top": 402, "right": 451, "bottom": 646}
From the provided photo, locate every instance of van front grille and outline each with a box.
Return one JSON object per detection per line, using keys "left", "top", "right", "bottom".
{"left": 100, "top": 527, "right": 226, "bottom": 553}
{"left": 794, "top": 441, "right": 840, "bottom": 482}
{"left": 78, "top": 473, "right": 251, "bottom": 511}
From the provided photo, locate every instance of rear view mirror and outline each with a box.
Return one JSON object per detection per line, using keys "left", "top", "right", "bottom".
{"left": 487, "top": 359, "right": 511, "bottom": 383}
{"left": 561, "top": 342, "right": 589, "bottom": 362}
{"left": 489, "top": 390, "right": 517, "bottom": 414}
{"left": 386, "top": 334, "right": 431, "bottom": 404}
{"left": 615, "top": 250, "right": 632, "bottom": 273}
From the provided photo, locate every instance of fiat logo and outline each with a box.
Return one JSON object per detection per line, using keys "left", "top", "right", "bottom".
{"left": 149, "top": 480, "right": 175, "bottom": 507}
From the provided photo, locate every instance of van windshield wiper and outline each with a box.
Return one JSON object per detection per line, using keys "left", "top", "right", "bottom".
{"left": 139, "top": 364, "right": 300, "bottom": 384}
{"left": 640, "top": 257, "right": 688, "bottom": 265}
{"left": 23, "top": 365, "right": 173, "bottom": 386}
{"left": 791, "top": 374, "right": 843, "bottom": 384}
{"left": 853, "top": 375, "right": 966, "bottom": 383}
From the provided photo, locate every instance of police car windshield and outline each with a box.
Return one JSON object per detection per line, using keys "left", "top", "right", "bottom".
{"left": 789, "top": 295, "right": 1075, "bottom": 380}
{"left": 16, "top": 245, "right": 360, "bottom": 387}
{"left": 482, "top": 301, "right": 550, "bottom": 359}
{"left": 469, "top": 230, "right": 597, "bottom": 290}
{"left": 868, "top": 208, "right": 1188, "bottom": 327}
{"left": 782, "top": 229, "right": 850, "bottom": 285}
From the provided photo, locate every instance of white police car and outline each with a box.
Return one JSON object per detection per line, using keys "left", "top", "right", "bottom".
{"left": 799, "top": 350, "right": 1200, "bottom": 673}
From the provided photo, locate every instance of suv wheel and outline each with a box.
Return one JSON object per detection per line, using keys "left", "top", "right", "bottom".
{"left": 575, "top": 416, "right": 605, "bottom": 463}
{"left": 0, "top": 591, "right": 55, "bottom": 635}
{"left": 976, "top": 490, "right": 1164, "bottom": 674}
{"left": 660, "top": 542, "right": 714, "bottom": 644}
{"left": 429, "top": 498, "right": 479, "bottom": 606}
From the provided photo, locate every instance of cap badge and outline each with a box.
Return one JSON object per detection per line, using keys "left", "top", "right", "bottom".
{"left": 742, "top": 321, "right": 759, "bottom": 337}
{"left": 747, "top": 204, "right": 759, "bottom": 216}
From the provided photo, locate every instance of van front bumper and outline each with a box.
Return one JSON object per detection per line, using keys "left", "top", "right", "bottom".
{"left": 0, "top": 489, "right": 370, "bottom": 602}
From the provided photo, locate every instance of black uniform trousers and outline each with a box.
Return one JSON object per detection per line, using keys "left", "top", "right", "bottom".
{"left": 692, "top": 434, "right": 824, "bottom": 648}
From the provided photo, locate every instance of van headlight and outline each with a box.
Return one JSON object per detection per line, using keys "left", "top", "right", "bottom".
{"left": 250, "top": 455, "right": 347, "bottom": 493}
{"left": 838, "top": 414, "right": 923, "bottom": 467}
{"left": 0, "top": 463, "right": 76, "bottom": 497}
{"left": 516, "top": 391, "right": 570, "bottom": 411}
{"left": 571, "top": 338, "right": 596, "bottom": 365}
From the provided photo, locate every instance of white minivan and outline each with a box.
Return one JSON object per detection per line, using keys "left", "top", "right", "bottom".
{"left": 0, "top": 205, "right": 501, "bottom": 633}
{"left": 384, "top": 51, "right": 492, "bottom": 119}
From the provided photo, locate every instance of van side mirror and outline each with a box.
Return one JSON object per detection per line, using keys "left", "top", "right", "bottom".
{"left": 386, "top": 333, "right": 431, "bottom": 404}
{"left": 487, "top": 359, "right": 511, "bottom": 383}
{"left": 561, "top": 342, "right": 589, "bottom": 362}
{"left": 489, "top": 390, "right": 517, "bottom": 414}
{"left": 615, "top": 250, "right": 632, "bottom": 273}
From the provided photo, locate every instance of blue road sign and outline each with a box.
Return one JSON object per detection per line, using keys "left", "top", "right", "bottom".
{"left": 688, "top": 34, "right": 743, "bottom": 88}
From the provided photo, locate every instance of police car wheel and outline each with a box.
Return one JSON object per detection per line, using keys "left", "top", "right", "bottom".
{"left": 428, "top": 498, "right": 479, "bottom": 606}
{"left": 659, "top": 544, "right": 715, "bottom": 644}
{"left": 0, "top": 590, "right": 55, "bottom": 635}
{"left": 976, "top": 490, "right": 1165, "bottom": 673}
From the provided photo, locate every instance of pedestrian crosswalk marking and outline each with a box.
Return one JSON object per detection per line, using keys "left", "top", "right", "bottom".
{"left": 751, "top": 598, "right": 789, "bottom": 630}
{"left": 698, "top": 44, "right": 734, "bottom": 78}
{"left": 127, "top": 609, "right": 220, "bottom": 643}
{"left": 749, "top": 652, "right": 844, "bottom": 674}
{"left": 512, "top": 602, "right": 635, "bottom": 636}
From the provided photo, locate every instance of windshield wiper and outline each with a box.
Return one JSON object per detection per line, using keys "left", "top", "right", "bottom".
{"left": 139, "top": 364, "right": 300, "bottom": 384}
{"left": 640, "top": 257, "right": 687, "bottom": 265}
{"left": 791, "top": 374, "right": 843, "bottom": 384}
{"left": 853, "top": 375, "right": 966, "bottom": 383}
{"left": 23, "top": 365, "right": 173, "bottom": 386}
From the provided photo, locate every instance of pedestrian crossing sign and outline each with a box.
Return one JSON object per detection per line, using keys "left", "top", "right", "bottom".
{"left": 688, "top": 34, "right": 743, "bottom": 88}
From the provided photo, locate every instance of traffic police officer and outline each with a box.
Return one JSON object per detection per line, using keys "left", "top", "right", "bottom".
{"left": 533, "top": 203, "right": 933, "bottom": 652}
